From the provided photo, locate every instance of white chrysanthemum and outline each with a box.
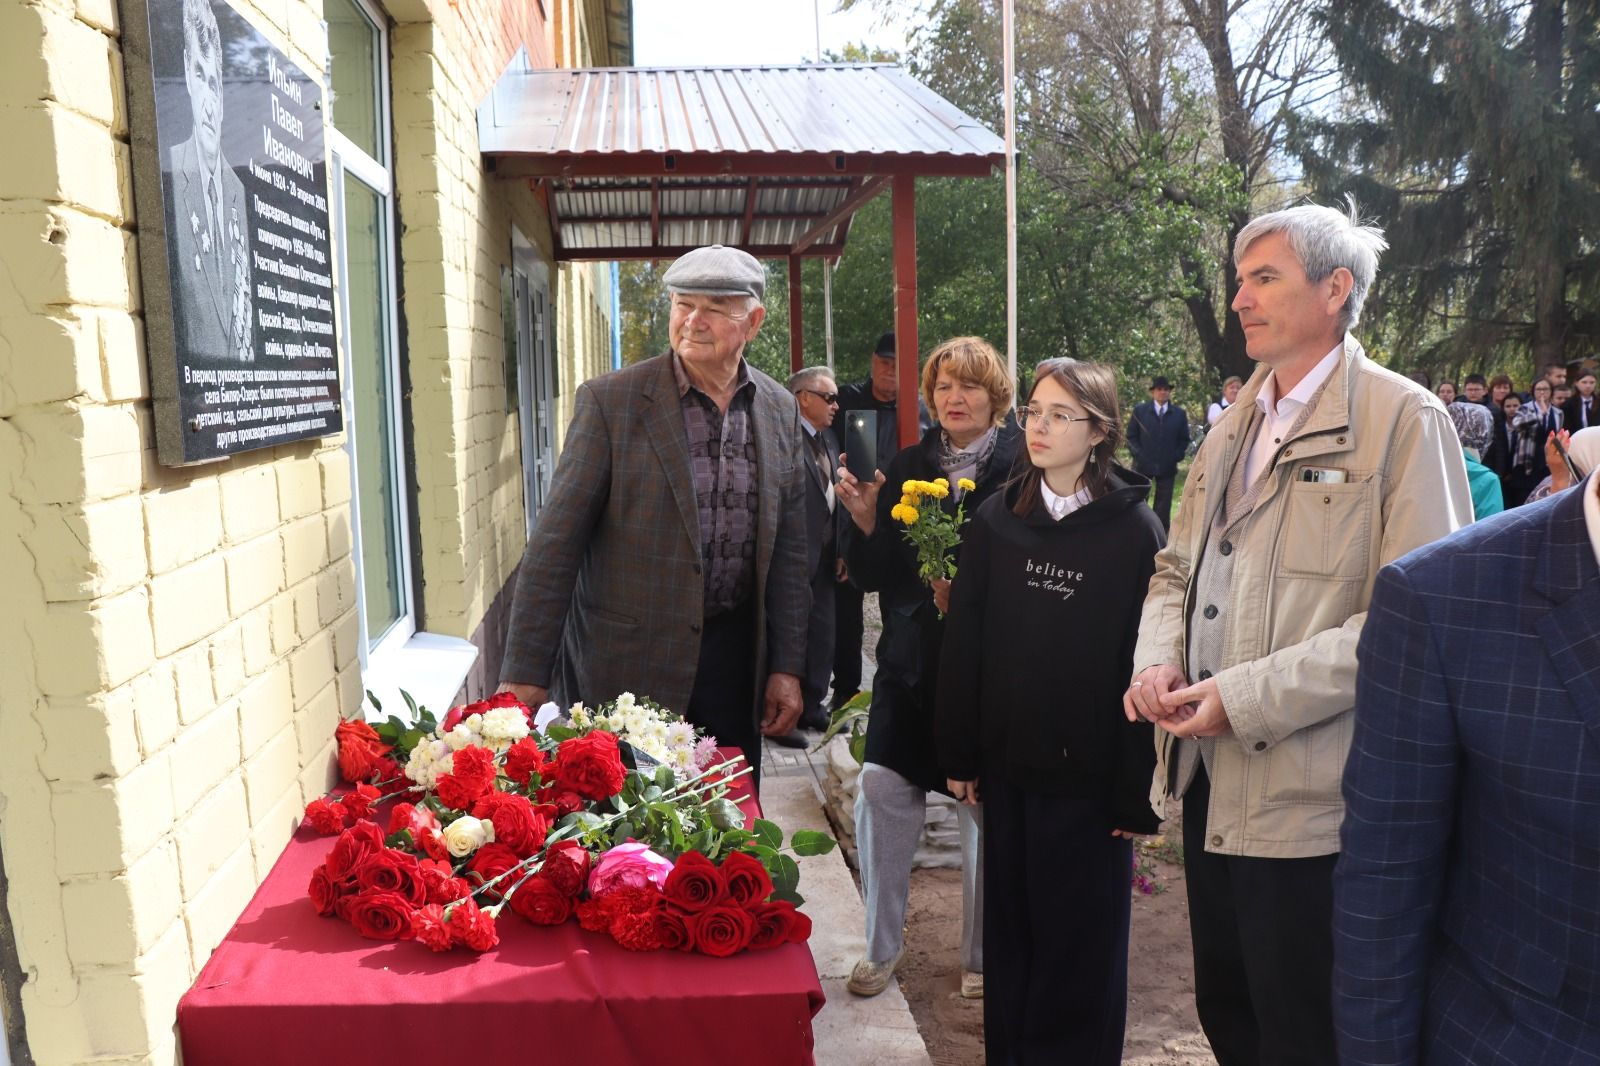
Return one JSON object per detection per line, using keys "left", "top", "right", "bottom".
{"left": 404, "top": 739, "right": 453, "bottom": 788}
{"left": 615, "top": 692, "right": 637, "bottom": 711}
{"left": 569, "top": 703, "right": 590, "bottom": 727}
{"left": 443, "top": 724, "right": 481, "bottom": 752}
{"left": 480, "top": 706, "right": 531, "bottom": 743}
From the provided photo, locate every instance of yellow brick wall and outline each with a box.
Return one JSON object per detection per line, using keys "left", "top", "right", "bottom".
{"left": 0, "top": 0, "right": 615, "bottom": 1061}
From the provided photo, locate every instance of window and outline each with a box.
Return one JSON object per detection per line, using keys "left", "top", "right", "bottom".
{"left": 326, "top": 0, "right": 412, "bottom": 659}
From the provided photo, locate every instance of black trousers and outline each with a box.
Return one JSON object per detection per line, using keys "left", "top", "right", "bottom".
{"left": 1150, "top": 473, "right": 1176, "bottom": 530}
{"left": 685, "top": 598, "right": 760, "bottom": 792}
{"left": 1182, "top": 768, "right": 1338, "bottom": 1066}
{"left": 831, "top": 578, "right": 864, "bottom": 710}
{"left": 983, "top": 773, "right": 1132, "bottom": 1066}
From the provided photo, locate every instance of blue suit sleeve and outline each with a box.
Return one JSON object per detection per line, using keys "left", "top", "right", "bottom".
{"left": 1332, "top": 562, "right": 1459, "bottom": 1066}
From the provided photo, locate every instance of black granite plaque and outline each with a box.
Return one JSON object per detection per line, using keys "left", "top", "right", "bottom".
{"left": 123, "top": 0, "right": 342, "bottom": 465}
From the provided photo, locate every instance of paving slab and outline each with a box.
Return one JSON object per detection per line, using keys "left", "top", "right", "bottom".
{"left": 759, "top": 771, "right": 931, "bottom": 1066}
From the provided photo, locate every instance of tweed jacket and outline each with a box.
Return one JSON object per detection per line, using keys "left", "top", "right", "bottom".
{"left": 1333, "top": 480, "right": 1600, "bottom": 1065}
{"left": 499, "top": 353, "right": 811, "bottom": 721}
{"left": 1133, "top": 335, "right": 1472, "bottom": 857}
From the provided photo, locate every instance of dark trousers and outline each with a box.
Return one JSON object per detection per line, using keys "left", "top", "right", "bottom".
{"left": 831, "top": 578, "right": 864, "bottom": 710}
{"left": 1151, "top": 473, "right": 1176, "bottom": 530}
{"left": 800, "top": 561, "right": 836, "bottom": 727}
{"left": 685, "top": 598, "right": 760, "bottom": 792}
{"left": 1182, "top": 768, "right": 1338, "bottom": 1066}
{"left": 983, "top": 773, "right": 1132, "bottom": 1066}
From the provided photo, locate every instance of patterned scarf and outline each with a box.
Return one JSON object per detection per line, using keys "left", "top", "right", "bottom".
{"left": 937, "top": 425, "right": 998, "bottom": 499}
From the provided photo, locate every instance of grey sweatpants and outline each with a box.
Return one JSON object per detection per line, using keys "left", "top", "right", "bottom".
{"left": 854, "top": 761, "right": 983, "bottom": 971}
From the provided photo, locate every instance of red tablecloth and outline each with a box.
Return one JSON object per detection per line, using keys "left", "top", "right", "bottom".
{"left": 178, "top": 749, "right": 823, "bottom": 1065}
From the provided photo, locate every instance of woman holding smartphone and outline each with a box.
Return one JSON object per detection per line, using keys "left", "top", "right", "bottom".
{"left": 935, "top": 358, "right": 1163, "bottom": 1065}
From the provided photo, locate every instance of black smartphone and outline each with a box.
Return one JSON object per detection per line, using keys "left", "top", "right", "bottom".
{"left": 843, "top": 410, "right": 878, "bottom": 482}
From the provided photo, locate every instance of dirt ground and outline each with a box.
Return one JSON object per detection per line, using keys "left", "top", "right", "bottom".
{"left": 896, "top": 833, "right": 1216, "bottom": 1065}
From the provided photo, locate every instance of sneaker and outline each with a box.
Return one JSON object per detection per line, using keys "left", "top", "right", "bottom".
{"left": 959, "top": 971, "right": 984, "bottom": 999}
{"left": 846, "top": 949, "right": 905, "bottom": 997}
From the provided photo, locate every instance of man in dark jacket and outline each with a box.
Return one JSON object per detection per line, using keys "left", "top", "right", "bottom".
{"left": 496, "top": 245, "right": 811, "bottom": 789}
{"left": 831, "top": 331, "right": 929, "bottom": 711}
{"left": 1126, "top": 376, "right": 1191, "bottom": 530}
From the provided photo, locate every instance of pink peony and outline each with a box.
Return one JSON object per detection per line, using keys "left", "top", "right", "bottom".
{"left": 587, "top": 842, "right": 675, "bottom": 897}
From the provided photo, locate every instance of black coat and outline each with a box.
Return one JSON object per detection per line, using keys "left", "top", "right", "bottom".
{"left": 799, "top": 426, "right": 845, "bottom": 713}
{"left": 835, "top": 380, "right": 931, "bottom": 472}
{"left": 933, "top": 470, "right": 1164, "bottom": 833}
{"left": 843, "top": 422, "right": 1023, "bottom": 793}
{"left": 1126, "top": 400, "right": 1191, "bottom": 478}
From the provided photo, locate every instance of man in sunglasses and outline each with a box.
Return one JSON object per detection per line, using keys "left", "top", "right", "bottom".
{"left": 771, "top": 368, "right": 846, "bottom": 748}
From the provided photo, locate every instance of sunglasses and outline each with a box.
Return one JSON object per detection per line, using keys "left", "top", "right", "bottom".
{"left": 801, "top": 389, "right": 839, "bottom": 405}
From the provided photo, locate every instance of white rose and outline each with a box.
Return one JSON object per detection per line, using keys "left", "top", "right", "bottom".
{"left": 442, "top": 815, "right": 495, "bottom": 857}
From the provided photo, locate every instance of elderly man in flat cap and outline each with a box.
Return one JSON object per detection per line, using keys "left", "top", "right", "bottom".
{"left": 498, "top": 245, "right": 810, "bottom": 788}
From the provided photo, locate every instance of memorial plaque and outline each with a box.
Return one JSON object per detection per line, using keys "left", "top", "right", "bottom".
{"left": 123, "top": 0, "right": 342, "bottom": 465}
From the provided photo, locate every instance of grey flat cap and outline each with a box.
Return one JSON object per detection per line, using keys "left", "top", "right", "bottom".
{"left": 662, "top": 244, "right": 765, "bottom": 302}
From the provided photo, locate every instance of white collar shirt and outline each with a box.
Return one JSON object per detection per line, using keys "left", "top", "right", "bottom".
{"left": 801, "top": 420, "right": 835, "bottom": 511}
{"left": 1041, "top": 482, "right": 1092, "bottom": 520}
{"left": 1242, "top": 343, "right": 1343, "bottom": 486}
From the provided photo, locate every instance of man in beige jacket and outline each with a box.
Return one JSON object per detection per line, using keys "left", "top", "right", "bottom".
{"left": 1122, "top": 202, "right": 1472, "bottom": 1066}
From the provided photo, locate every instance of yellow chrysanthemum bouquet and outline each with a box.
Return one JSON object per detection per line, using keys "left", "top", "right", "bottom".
{"left": 890, "top": 477, "right": 977, "bottom": 612}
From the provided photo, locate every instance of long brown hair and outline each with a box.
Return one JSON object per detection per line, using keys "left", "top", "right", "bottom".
{"left": 1011, "top": 358, "right": 1123, "bottom": 518}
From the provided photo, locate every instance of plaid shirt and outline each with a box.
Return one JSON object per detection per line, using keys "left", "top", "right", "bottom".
{"left": 672, "top": 353, "right": 760, "bottom": 615}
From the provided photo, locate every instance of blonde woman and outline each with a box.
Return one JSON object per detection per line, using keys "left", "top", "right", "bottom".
{"left": 835, "top": 336, "right": 1020, "bottom": 1000}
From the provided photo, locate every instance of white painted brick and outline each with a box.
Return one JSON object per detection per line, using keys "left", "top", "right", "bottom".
{"left": 209, "top": 622, "right": 246, "bottom": 703}
{"left": 143, "top": 479, "right": 222, "bottom": 575}
{"left": 36, "top": 586, "right": 152, "bottom": 696}
{"left": 268, "top": 589, "right": 297, "bottom": 655}
{"left": 219, "top": 465, "right": 279, "bottom": 543}
{"left": 174, "top": 771, "right": 247, "bottom": 900}
{"left": 240, "top": 604, "right": 275, "bottom": 677}
{"left": 182, "top": 839, "right": 256, "bottom": 963}
{"left": 169, "top": 702, "right": 241, "bottom": 814}
{"left": 330, "top": 607, "right": 360, "bottom": 670}
{"left": 325, "top": 504, "right": 353, "bottom": 561}
{"left": 52, "top": 750, "right": 173, "bottom": 876}
{"left": 224, "top": 531, "right": 284, "bottom": 616}
{"left": 250, "top": 784, "right": 302, "bottom": 881}
{"left": 149, "top": 554, "right": 228, "bottom": 657}
{"left": 241, "top": 726, "right": 299, "bottom": 823}
{"left": 170, "top": 638, "right": 216, "bottom": 725}
{"left": 293, "top": 679, "right": 340, "bottom": 765}
{"left": 28, "top": 495, "right": 148, "bottom": 602}
{"left": 130, "top": 661, "right": 178, "bottom": 756}
{"left": 37, "top": 689, "right": 140, "bottom": 782}
{"left": 276, "top": 457, "right": 322, "bottom": 520}
{"left": 280, "top": 514, "right": 326, "bottom": 586}
{"left": 288, "top": 629, "right": 334, "bottom": 706}
{"left": 317, "top": 450, "right": 352, "bottom": 506}
{"left": 237, "top": 661, "right": 292, "bottom": 759}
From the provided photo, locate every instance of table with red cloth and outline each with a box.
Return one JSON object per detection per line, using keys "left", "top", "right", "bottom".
{"left": 177, "top": 748, "right": 824, "bottom": 1065}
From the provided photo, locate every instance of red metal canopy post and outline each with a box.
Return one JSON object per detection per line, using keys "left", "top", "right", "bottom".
{"left": 892, "top": 175, "right": 919, "bottom": 449}
{"left": 789, "top": 254, "right": 804, "bottom": 373}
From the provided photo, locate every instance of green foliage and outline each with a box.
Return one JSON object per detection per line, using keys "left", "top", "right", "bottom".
{"left": 365, "top": 689, "right": 438, "bottom": 760}
{"left": 816, "top": 689, "right": 872, "bottom": 765}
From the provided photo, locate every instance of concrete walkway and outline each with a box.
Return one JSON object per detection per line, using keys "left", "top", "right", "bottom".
{"left": 761, "top": 735, "right": 932, "bottom": 1066}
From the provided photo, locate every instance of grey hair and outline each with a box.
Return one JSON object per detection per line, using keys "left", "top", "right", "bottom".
{"left": 182, "top": 0, "right": 221, "bottom": 60}
{"left": 787, "top": 366, "right": 835, "bottom": 395}
{"left": 1234, "top": 197, "right": 1389, "bottom": 329}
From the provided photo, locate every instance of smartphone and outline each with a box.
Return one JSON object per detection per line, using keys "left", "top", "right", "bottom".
{"left": 843, "top": 410, "right": 878, "bottom": 482}
{"left": 1551, "top": 430, "right": 1581, "bottom": 481}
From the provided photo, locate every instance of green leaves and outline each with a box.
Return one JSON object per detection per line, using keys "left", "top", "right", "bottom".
{"left": 789, "top": 830, "right": 837, "bottom": 857}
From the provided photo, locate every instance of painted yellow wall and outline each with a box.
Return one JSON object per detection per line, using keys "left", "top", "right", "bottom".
{"left": 0, "top": 0, "right": 616, "bottom": 1061}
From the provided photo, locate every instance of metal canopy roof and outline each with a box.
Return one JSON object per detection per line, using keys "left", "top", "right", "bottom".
{"left": 478, "top": 64, "right": 1004, "bottom": 261}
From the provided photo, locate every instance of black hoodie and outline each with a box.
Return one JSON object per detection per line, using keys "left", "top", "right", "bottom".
{"left": 934, "top": 466, "right": 1164, "bottom": 833}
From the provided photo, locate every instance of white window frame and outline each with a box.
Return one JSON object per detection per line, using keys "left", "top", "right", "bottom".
{"left": 326, "top": 0, "right": 475, "bottom": 720}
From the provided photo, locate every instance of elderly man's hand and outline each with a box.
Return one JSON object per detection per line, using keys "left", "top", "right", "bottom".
{"left": 497, "top": 682, "right": 549, "bottom": 709}
{"left": 1546, "top": 429, "right": 1574, "bottom": 492}
{"left": 1155, "top": 676, "right": 1232, "bottom": 738}
{"left": 1123, "top": 664, "right": 1188, "bottom": 723}
{"left": 761, "top": 672, "right": 804, "bottom": 736}
{"left": 835, "top": 456, "right": 885, "bottom": 536}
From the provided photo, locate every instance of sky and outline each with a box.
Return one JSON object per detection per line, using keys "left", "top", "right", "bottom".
{"left": 631, "top": 0, "right": 918, "bottom": 66}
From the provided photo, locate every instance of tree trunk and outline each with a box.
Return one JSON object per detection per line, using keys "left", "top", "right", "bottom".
{"left": 1528, "top": 0, "right": 1571, "bottom": 377}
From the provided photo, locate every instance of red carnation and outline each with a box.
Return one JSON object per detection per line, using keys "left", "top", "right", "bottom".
{"left": 335, "top": 719, "right": 392, "bottom": 784}
{"left": 486, "top": 690, "right": 534, "bottom": 724}
{"left": 611, "top": 910, "right": 663, "bottom": 952}
{"left": 749, "top": 900, "right": 810, "bottom": 949}
{"left": 447, "top": 898, "right": 500, "bottom": 952}
{"left": 303, "top": 797, "right": 350, "bottom": 836}
{"left": 344, "top": 889, "right": 415, "bottom": 941}
{"left": 540, "top": 840, "right": 591, "bottom": 898}
{"left": 719, "top": 851, "right": 775, "bottom": 907}
{"left": 323, "top": 821, "right": 385, "bottom": 884}
{"left": 508, "top": 875, "right": 573, "bottom": 926}
{"left": 471, "top": 792, "right": 549, "bottom": 857}
{"left": 662, "top": 851, "right": 726, "bottom": 913}
{"left": 504, "top": 738, "right": 547, "bottom": 786}
{"left": 652, "top": 900, "right": 694, "bottom": 952}
{"left": 409, "top": 903, "right": 453, "bottom": 952}
{"left": 308, "top": 865, "right": 341, "bottom": 916}
{"left": 552, "top": 731, "right": 626, "bottom": 801}
{"left": 340, "top": 782, "right": 381, "bottom": 820}
{"left": 355, "top": 849, "right": 428, "bottom": 906}
{"left": 465, "top": 843, "right": 524, "bottom": 898}
{"left": 435, "top": 746, "right": 497, "bottom": 810}
{"left": 689, "top": 904, "right": 756, "bottom": 957}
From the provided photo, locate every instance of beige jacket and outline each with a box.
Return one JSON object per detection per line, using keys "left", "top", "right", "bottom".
{"left": 1134, "top": 336, "right": 1472, "bottom": 857}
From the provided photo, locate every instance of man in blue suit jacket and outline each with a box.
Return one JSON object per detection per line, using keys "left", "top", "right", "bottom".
{"left": 1334, "top": 475, "right": 1600, "bottom": 1065}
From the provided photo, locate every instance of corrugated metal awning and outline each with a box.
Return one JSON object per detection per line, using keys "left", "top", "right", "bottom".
{"left": 478, "top": 64, "right": 1003, "bottom": 261}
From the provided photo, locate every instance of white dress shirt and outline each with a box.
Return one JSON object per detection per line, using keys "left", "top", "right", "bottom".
{"left": 1041, "top": 481, "right": 1092, "bottom": 520}
{"left": 1242, "top": 343, "right": 1343, "bottom": 486}
{"left": 801, "top": 421, "right": 835, "bottom": 512}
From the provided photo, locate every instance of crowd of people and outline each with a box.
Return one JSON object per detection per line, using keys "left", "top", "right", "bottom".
{"left": 493, "top": 206, "right": 1600, "bottom": 1065}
